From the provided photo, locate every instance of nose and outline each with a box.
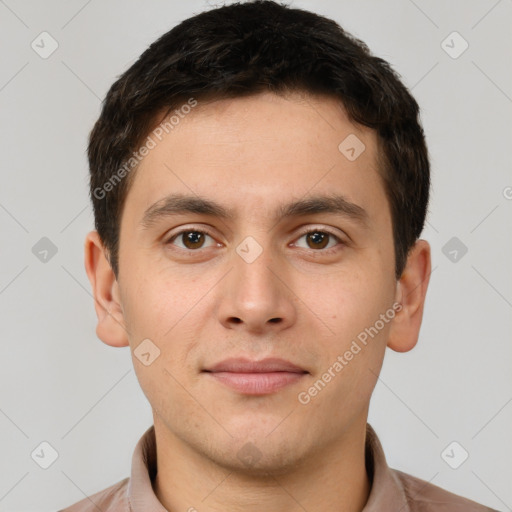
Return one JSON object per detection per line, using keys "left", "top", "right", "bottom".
{"left": 215, "top": 242, "right": 297, "bottom": 334}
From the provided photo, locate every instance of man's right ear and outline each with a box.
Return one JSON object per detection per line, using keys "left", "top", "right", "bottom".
{"left": 84, "top": 231, "right": 129, "bottom": 347}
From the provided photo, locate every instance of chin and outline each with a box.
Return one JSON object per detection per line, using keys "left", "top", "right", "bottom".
{"left": 216, "top": 446, "right": 305, "bottom": 477}
{"left": 206, "top": 431, "right": 310, "bottom": 477}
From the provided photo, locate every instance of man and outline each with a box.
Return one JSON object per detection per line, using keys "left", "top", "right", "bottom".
{"left": 60, "top": 1, "right": 498, "bottom": 510}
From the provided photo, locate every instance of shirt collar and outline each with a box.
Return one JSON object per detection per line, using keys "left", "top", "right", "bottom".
{"left": 127, "top": 423, "right": 409, "bottom": 511}
{"left": 362, "top": 423, "right": 410, "bottom": 511}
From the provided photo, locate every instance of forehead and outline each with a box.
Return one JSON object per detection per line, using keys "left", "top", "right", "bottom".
{"left": 122, "top": 91, "right": 388, "bottom": 227}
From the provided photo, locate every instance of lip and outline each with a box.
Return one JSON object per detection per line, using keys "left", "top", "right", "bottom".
{"left": 205, "top": 357, "right": 307, "bottom": 373}
{"left": 203, "top": 357, "right": 308, "bottom": 395}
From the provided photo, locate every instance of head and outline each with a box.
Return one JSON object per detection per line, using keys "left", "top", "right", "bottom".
{"left": 85, "top": 0, "right": 431, "bottom": 474}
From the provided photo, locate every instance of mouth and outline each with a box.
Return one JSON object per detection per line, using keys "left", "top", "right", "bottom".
{"left": 202, "top": 357, "right": 309, "bottom": 395}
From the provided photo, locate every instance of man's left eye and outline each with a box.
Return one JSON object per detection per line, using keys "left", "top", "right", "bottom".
{"left": 293, "top": 230, "right": 341, "bottom": 251}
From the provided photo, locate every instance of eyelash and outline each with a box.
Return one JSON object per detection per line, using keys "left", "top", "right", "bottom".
{"left": 164, "top": 226, "right": 345, "bottom": 254}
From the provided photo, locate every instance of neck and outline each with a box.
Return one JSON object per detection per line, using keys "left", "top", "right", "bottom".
{"left": 152, "top": 417, "right": 371, "bottom": 512}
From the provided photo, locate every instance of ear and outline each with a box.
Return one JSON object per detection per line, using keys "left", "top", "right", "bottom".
{"left": 84, "top": 230, "right": 129, "bottom": 347}
{"left": 387, "top": 239, "right": 431, "bottom": 353}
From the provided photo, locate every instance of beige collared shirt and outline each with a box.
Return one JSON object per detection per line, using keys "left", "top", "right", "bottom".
{"left": 59, "top": 424, "right": 498, "bottom": 511}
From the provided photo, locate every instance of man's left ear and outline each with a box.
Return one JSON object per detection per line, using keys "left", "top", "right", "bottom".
{"left": 387, "top": 239, "right": 431, "bottom": 353}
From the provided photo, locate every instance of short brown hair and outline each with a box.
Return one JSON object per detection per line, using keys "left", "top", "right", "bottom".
{"left": 88, "top": 0, "right": 430, "bottom": 279}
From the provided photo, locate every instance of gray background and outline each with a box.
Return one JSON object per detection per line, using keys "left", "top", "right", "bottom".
{"left": 0, "top": 0, "right": 511, "bottom": 510}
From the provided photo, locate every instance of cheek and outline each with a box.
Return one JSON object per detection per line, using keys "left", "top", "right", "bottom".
{"left": 303, "top": 265, "right": 394, "bottom": 402}
{"left": 305, "top": 267, "right": 386, "bottom": 335}
{"left": 123, "top": 273, "right": 200, "bottom": 413}
{"left": 122, "top": 263, "right": 196, "bottom": 338}
{"left": 122, "top": 266, "right": 212, "bottom": 379}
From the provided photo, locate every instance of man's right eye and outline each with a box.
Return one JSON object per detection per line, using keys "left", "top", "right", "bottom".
{"left": 165, "top": 229, "right": 218, "bottom": 250}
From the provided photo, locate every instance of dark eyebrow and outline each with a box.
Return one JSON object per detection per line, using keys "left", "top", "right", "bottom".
{"left": 140, "top": 192, "right": 369, "bottom": 230}
{"left": 140, "top": 193, "right": 235, "bottom": 230}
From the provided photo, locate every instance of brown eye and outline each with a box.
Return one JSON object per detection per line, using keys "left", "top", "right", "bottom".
{"left": 182, "top": 231, "right": 205, "bottom": 249}
{"left": 293, "top": 229, "right": 342, "bottom": 252}
{"left": 167, "top": 230, "right": 215, "bottom": 250}
{"left": 305, "top": 231, "right": 329, "bottom": 249}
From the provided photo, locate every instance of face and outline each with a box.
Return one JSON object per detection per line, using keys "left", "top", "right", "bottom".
{"left": 102, "top": 91, "right": 404, "bottom": 473}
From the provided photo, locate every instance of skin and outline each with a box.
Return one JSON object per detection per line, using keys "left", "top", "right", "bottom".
{"left": 84, "top": 91, "right": 431, "bottom": 512}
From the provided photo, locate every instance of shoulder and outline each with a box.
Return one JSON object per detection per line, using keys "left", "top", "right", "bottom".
{"left": 58, "top": 477, "right": 130, "bottom": 512}
{"left": 392, "top": 469, "right": 499, "bottom": 511}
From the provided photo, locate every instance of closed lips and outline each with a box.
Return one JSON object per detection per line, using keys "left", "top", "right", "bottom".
{"left": 203, "top": 357, "right": 308, "bottom": 373}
